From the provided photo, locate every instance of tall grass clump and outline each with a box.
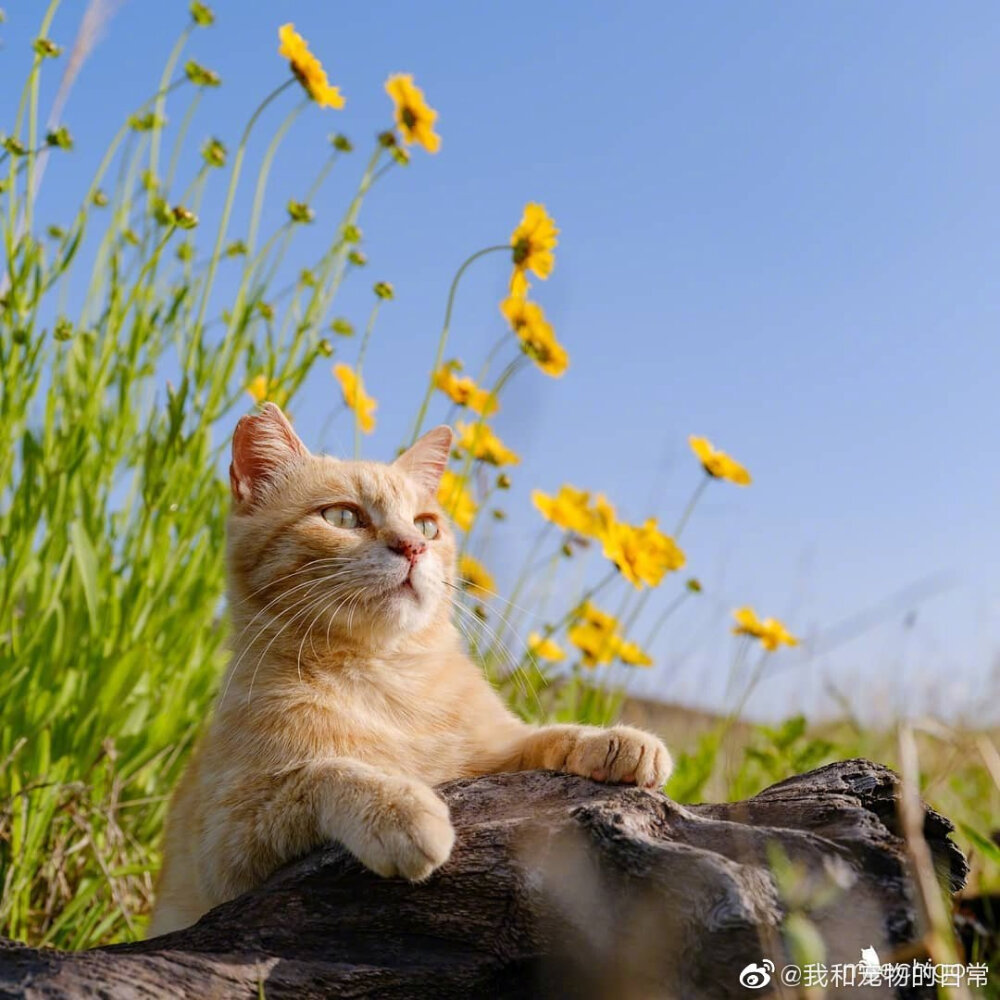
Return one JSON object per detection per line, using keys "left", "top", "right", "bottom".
{"left": 1, "top": 2, "right": 996, "bottom": 964}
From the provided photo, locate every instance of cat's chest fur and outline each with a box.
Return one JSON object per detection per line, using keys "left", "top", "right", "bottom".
{"left": 222, "top": 643, "right": 509, "bottom": 786}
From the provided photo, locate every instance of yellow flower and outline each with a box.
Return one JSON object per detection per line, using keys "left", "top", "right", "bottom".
{"left": 434, "top": 366, "right": 498, "bottom": 416}
{"left": 499, "top": 296, "right": 568, "bottom": 377}
{"left": 578, "top": 600, "right": 619, "bottom": 633}
{"left": 385, "top": 74, "right": 440, "bottom": 153}
{"left": 732, "top": 606, "right": 799, "bottom": 651}
{"left": 458, "top": 554, "right": 495, "bottom": 599}
{"left": 510, "top": 202, "right": 557, "bottom": 295}
{"left": 278, "top": 24, "right": 345, "bottom": 109}
{"left": 455, "top": 421, "right": 520, "bottom": 467}
{"left": 527, "top": 631, "right": 566, "bottom": 662}
{"left": 567, "top": 601, "right": 650, "bottom": 668}
{"left": 439, "top": 470, "right": 477, "bottom": 532}
{"left": 333, "top": 363, "right": 376, "bottom": 433}
{"left": 531, "top": 485, "right": 594, "bottom": 535}
{"left": 688, "top": 435, "right": 751, "bottom": 485}
{"left": 247, "top": 374, "right": 268, "bottom": 404}
{"left": 246, "top": 374, "right": 287, "bottom": 407}
{"left": 599, "top": 518, "right": 686, "bottom": 589}
{"left": 567, "top": 622, "right": 620, "bottom": 668}
{"left": 618, "top": 638, "right": 653, "bottom": 667}
{"left": 588, "top": 493, "right": 617, "bottom": 541}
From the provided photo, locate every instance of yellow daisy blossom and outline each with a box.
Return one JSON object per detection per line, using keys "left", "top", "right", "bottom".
{"left": 439, "top": 469, "right": 477, "bottom": 532}
{"left": 333, "top": 363, "right": 376, "bottom": 434}
{"left": 278, "top": 24, "right": 345, "bottom": 109}
{"left": 246, "top": 374, "right": 287, "bottom": 407}
{"left": 385, "top": 74, "right": 440, "bottom": 153}
{"left": 458, "top": 553, "right": 495, "bottom": 599}
{"left": 618, "top": 638, "right": 653, "bottom": 667}
{"left": 599, "top": 518, "right": 686, "bottom": 589}
{"left": 578, "top": 600, "right": 619, "bottom": 634}
{"left": 531, "top": 485, "right": 594, "bottom": 535}
{"left": 247, "top": 374, "right": 268, "bottom": 404}
{"left": 732, "top": 606, "right": 799, "bottom": 651}
{"left": 567, "top": 622, "right": 620, "bottom": 668}
{"left": 567, "top": 601, "right": 650, "bottom": 668}
{"left": 499, "top": 296, "right": 569, "bottom": 377}
{"left": 455, "top": 421, "right": 520, "bottom": 467}
{"left": 434, "top": 366, "right": 498, "bottom": 416}
{"left": 527, "top": 631, "right": 566, "bottom": 662}
{"left": 510, "top": 202, "right": 558, "bottom": 295}
{"left": 688, "top": 435, "right": 751, "bottom": 485}
{"left": 587, "top": 493, "right": 617, "bottom": 541}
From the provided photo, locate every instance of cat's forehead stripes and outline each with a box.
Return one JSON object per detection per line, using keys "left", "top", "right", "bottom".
{"left": 321, "top": 460, "right": 425, "bottom": 513}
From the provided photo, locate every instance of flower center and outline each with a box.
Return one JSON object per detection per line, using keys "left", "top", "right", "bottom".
{"left": 402, "top": 107, "right": 418, "bottom": 129}
{"left": 512, "top": 238, "right": 531, "bottom": 266}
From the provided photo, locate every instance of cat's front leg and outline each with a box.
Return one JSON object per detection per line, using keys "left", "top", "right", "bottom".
{"left": 511, "top": 724, "right": 673, "bottom": 789}
{"left": 313, "top": 758, "right": 455, "bottom": 881}
{"left": 202, "top": 757, "right": 454, "bottom": 903}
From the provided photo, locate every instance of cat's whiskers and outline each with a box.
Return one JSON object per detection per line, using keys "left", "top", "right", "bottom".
{"left": 245, "top": 580, "right": 360, "bottom": 706}
{"left": 229, "top": 563, "right": 356, "bottom": 651}
{"left": 446, "top": 582, "right": 534, "bottom": 668}
{"left": 448, "top": 591, "right": 545, "bottom": 716}
{"left": 223, "top": 569, "right": 355, "bottom": 703}
{"left": 449, "top": 583, "right": 550, "bottom": 716}
{"left": 297, "top": 585, "right": 362, "bottom": 683}
{"left": 222, "top": 567, "right": 358, "bottom": 701}
{"left": 236, "top": 556, "right": 350, "bottom": 606}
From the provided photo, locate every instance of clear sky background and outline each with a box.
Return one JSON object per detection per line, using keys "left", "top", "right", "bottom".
{"left": 5, "top": 1, "right": 1000, "bottom": 724}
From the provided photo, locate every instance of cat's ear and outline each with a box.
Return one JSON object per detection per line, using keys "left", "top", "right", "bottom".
{"left": 394, "top": 425, "right": 453, "bottom": 495}
{"left": 229, "top": 403, "right": 309, "bottom": 505}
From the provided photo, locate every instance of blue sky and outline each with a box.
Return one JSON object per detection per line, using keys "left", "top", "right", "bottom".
{"left": 5, "top": 1, "right": 1000, "bottom": 722}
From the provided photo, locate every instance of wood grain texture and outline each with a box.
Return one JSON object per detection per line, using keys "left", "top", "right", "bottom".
{"left": 0, "top": 759, "right": 968, "bottom": 999}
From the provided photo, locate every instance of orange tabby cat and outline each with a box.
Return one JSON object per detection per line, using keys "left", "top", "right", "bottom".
{"left": 149, "top": 403, "right": 671, "bottom": 936}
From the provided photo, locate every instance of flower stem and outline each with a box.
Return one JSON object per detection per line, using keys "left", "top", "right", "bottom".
{"left": 192, "top": 78, "right": 296, "bottom": 341}
{"left": 354, "top": 300, "right": 381, "bottom": 458}
{"left": 409, "top": 244, "right": 509, "bottom": 444}
{"left": 674, "top": 474, "right": 709, "bottom": 539}
{"left": 643, "top": 588, "right": 691, "bottom": 648}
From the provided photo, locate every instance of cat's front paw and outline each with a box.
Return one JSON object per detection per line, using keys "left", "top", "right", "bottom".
{"left": 355, "top": 778, "right": 455, "bottom": 882}
{"left": 564, "top": 725, "right": 672, "bottom": 789}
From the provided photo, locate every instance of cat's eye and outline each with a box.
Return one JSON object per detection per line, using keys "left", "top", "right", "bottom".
{"left": 415, "top": 515, "right": 439, "bottom": 540}
{"left": 323, "top": 505, "right": 361, "bottom": 529}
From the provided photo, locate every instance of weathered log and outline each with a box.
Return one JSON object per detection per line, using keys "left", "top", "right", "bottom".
{"left": 0, "top": 759, "right": 968, "bottom": 999}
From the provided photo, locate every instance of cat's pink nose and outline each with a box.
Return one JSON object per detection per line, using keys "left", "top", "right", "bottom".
{"left": 388, "top": 535, "right": 427, "bottom": 565}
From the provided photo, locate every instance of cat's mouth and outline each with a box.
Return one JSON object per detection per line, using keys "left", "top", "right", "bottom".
{"left": 396, "top": 572, "right": 419, "bottom": 601}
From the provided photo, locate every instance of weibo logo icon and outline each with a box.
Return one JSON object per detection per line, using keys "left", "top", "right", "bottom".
{"left": 738, "top": 959, "right": 774, "bottom": 989}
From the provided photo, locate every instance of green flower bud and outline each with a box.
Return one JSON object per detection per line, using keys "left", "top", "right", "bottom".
{"left": 287, "top": 200, "right": 314, "bottom": 224}
{"left": 33, "top": 37, "right": 61, "bottom": 59}
{"left": 190, "top": 1, "right": 215, "bottom": 26}
{"left": 172, "top": 205, "right": 198, "bottom": 229}
{"left": 184, "top": 60, "right": 221, "bottom": 87}
{"left": 45, "top": 126, "right": 73, "bottom": 150}
{"left": 201, "top": 137, "right": 227, "bottom": 168}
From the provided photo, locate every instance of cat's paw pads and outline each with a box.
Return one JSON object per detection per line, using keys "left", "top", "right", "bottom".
{"left": 566, "top": 726, "right": 672, "bottom": 789}
{"left": 361, "top": 781, "right": 455, "bottom": 882}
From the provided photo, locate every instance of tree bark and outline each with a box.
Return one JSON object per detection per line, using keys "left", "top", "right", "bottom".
{"left": 0, "top": 759, "right": 968, "bottom": 999}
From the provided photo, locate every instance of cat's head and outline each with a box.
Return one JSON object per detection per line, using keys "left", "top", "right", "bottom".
{"left": 227, "top": 403, "right": 456, "bottom": 648}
